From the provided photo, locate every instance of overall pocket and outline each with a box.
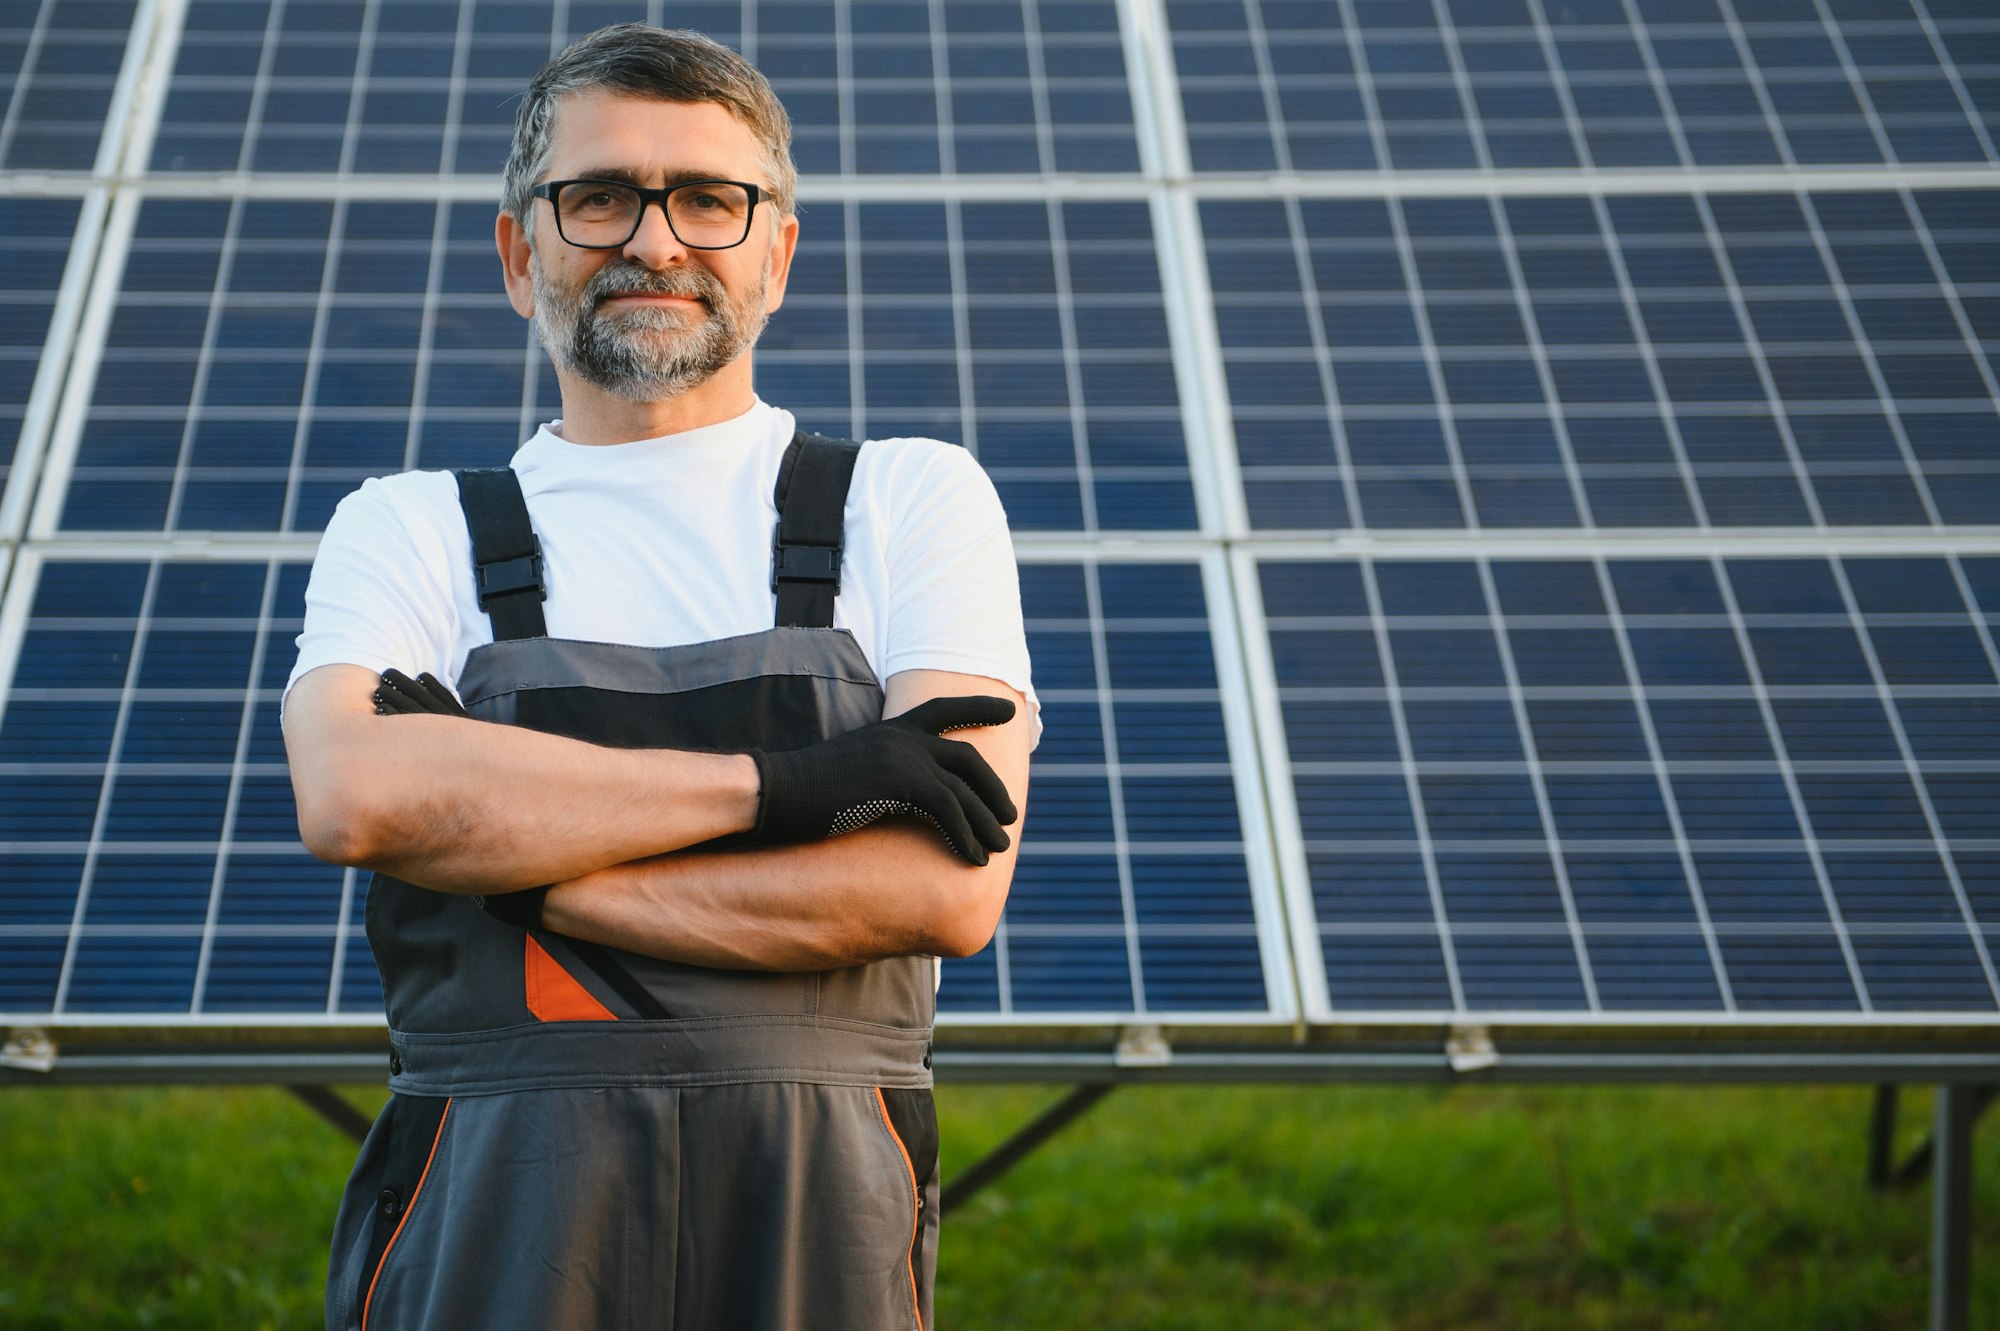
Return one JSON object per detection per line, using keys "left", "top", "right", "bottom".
{"left": 353, "top": 1095, "right": 453, "bottom": 1331}
{"left": 873, "top": 1087, "right": 939, "bottom": 1331}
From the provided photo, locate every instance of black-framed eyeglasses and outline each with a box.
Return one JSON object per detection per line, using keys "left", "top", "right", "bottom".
{"left": 529, "top": 178, "right": 767, "bottom": 250}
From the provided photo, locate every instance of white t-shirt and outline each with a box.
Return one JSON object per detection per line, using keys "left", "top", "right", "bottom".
{"left": 287, "top": 398, "right": 1040, "bottom": 743}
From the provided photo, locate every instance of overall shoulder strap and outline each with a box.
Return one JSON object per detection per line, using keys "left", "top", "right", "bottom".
{"left": 771, "top": 431, "right": 863, "bottom": 629}
{"left": 454, "top": 467, "right": 548, "bottom": 641}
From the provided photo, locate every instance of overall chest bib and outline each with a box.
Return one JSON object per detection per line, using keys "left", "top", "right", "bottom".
{"left": 323, "top": 434, "right": 940, "bottom": 1331}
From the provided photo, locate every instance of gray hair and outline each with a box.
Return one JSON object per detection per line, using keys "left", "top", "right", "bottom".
{"left": 501, "top": 25, "right": 796, "bottom": 229}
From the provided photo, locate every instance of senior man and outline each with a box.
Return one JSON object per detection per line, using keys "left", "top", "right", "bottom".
{"left": 283, "top": 24, "right": 1036, "bottom": 1330}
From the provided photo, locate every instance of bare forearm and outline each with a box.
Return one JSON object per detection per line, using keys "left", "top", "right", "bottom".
{"left": 541, "top": 823, "right": 1017, "bottom": 970}
{"left": 285, "top": 665, "right": 760, "bottom": 892}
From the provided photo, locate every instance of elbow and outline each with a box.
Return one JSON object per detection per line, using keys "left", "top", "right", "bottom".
{"left": 921, "top": 866, "right": 1013, "bottom": 959}
{"left": 292, "top": 765, "right": 399, "bottom": 868}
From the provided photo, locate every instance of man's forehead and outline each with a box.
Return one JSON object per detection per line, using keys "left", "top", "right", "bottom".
{"left": 542, "top": 90, "right": 765, "bottom": 177}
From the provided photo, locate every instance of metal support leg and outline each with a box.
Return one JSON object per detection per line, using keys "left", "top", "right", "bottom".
{"left": 1930, "top": 1084, "right": 1977, "bottom": 1331}
{"left": 940, "top": 1083, "right": 1115, "bottom": 1218}
{"left": 286, "top": 1084, "right": 372, "bottom": 1143}
{"left": 1870, "top": 1084, "right": 1899, "bottom": 1191}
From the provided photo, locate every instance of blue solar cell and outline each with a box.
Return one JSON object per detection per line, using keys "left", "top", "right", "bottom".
{"left": 1311, "top": 851, "right": 1435, "bottom": 923}
{"left": 1545, "top": 774, "right": 1675, "bottom": 839}
{"left": 64, "top": 933, "right": 201, "bottom": 1011}
{"left": 1404, "top": 699, "right": 1522, "bottom": 762}
{"left": 1671, "top": 773, "right": 1802, "bottom": 839}
{"left": 1007, "top": 932, "right": 1135, "bottom": 1010}
{"left": 203, "top": 935, "right": 336, "bottom": 1011}
{"left": 1850, "top": 932, "right": 1996, "bottom": 1011}
{"left": 1321, "top": 932, "right": 1454, "bottom": 1008}
{"left": 1716, "top": 932, "right": 1862, "bottom": 1011}
{"left": 1453, "top": 932, "right": 1589, "bottom": 1008}
{"left": 1590, "top": 933, "right": 1724, "bottom": 1009}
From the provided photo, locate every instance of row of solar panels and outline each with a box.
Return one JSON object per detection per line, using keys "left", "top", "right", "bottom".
{"left": 5, "top": 545, "right": 1999, "bottom": 1027}
{"left": 4, "top": 181, "right": 1999, "bottom": 540}
{"left": 6, "top": 0, "right": 1999, "bottom": 176}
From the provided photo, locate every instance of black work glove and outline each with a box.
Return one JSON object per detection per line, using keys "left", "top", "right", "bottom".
{"left": 373, "top": 669, "right": 469, "bottom": 718}
{"left": 752, "top": 696, "right": 1018, "bottom": 866}
{"left": 372, "top": 669, "right": 547, "bottom": 928}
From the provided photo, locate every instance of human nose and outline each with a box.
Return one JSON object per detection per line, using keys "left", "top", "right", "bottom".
{"left": 622, "top": 195, "right": 688, "bottom": 267}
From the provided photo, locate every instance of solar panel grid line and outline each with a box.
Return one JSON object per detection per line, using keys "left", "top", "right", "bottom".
{"left": 1377, "top": 185, "right": 1480, "bottom": 530}
{"left": 182, "top": 557, "right": 283, "bottom": 1011}
{"left": 0, "top": 192, "right": 103, "bottom": 543}
{"left": 1577, "top": 187, "right": 1714, "bottom": 527}
{"left": 1909, "top": 0, "right": 2000, "bottom": 164}
{"left": 1172, "top": 166, "right": 2000, "bottom": 198}
{"left": 1469, "top": 557, "right": 1603, "bottom": 1011}
{"left": 1018, "top": 0, "right": 1061, "bottom": 177}
{"left": 1789, "top": 190, "right": 1947, "bottom": 526}
{"left": 1483, "top": 197, "right": 1600, "bottom": 528}
{"left": 1702, "top": 552, "right": 1874, "bottom": 1009}
{"left": 940, "top": 200, "right": 982, "bottom": 460}
{"left": 1077, "top": 554, "right": 1149, "bottom": 1012}
{"left": 1823, "top": 555, "right": 2000, "bottom": 1005}
{"left": 1353, "top": 553, "right": 1471, "bottom": 1012}
{"left": 1891, "top": 187, "right": 2000, "bottom": 409}
{"left": 1684, "top": 191, "right": 1832, "bottom": 526}
{"left": 45, "top": 556, "right": 162, "bottom": 1014}
{"left": 924, "top": 0, "right": 960, "bottom": 176}
{"left": 1807, "top": 0, "right": 1918, "bottom": 168}
{"left": 1334, "top": 0, "right": 1397, "bottom": 171}
{"left": 1275, "top": 192, "right": 1359, "bottom": 529}
{"left": 1590, "top": 555, "right": 1738, "bottom": 1010}
{"left": 839, "top": 197, "right": 866, "bottom": 441}
{"left": 268, "top": 198, "right": 354, "bottom": 534}
{"left": 147, "top": 191, "right": 259, "bottom": 534}
{"left": 24, "top": 189, "right": 141, "bottom": 540}
{"left": 1043, "top": 196, "right": 1102, "bottom": 532}
{"left": 0, "top": 1, "right": 69, "bottom": 172}
{"left": 832, "top": 0, "right": 857, "bottom": 177}
{"left": 1617, "top": 0, "right": 1708, "bottom": 171}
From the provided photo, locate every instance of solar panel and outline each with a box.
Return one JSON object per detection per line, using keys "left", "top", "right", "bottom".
{"left": 150, "top": 0, "right": 1140, "bottom": 177}
{"left": 1209, "top": 186, "right": 2000, "bottom": 533}
{"left": 0, "top": 551, "right": 1292, "bottom": 1027}
{"left": 1168, "top": 0, "right": 2000, "bottom": 174}
{"left": 42, "top": 192, "right": 1199, "bottom": 536}
{"left": 0, "top": 0, "right": 138, "bottom": 172}
{"left": 5, "top": 1, "right": 2000, "bottom": 1055}
{"left": 0, "top": 196, "right": 84, "bottom": 509}
{"left": 1251, "top": 551, "right": 2000, "bottom": 1020}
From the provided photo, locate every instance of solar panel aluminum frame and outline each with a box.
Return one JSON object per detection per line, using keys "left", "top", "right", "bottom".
{"left": 1236, "top": 541, "right": 2000, "bottom": 1039}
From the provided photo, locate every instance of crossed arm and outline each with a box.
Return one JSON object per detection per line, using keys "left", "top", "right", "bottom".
{"left": 282, "top": 663, "right": 1032, "bottom": 968}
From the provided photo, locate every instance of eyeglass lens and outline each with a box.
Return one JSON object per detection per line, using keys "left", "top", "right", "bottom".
{"left": 555, "top": 182, "right": 753, "bottom": 248}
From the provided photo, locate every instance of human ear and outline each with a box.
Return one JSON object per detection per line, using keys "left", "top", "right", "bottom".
{"left": 496, "top": 209, "right": 536, "bottom": 319}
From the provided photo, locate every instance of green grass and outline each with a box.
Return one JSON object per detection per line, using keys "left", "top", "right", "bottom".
{"left": 0, "top": 1082, "right": 1991, "bottom": 1328}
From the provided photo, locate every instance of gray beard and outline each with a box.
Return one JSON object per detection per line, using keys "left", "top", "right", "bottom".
{"left": 530, "top": 255, "right": 769, "bottom": 402}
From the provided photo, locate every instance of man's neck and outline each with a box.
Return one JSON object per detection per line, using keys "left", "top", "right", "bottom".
{"left": 551, "top": 358, "right": 758, "bottom": 445}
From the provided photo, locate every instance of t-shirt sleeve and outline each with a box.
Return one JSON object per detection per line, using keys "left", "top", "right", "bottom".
{"left": 285, "top": 476, "right": 464, "bottom": 705}
{"left": 877, "top": 443, "right": 1041, "bottom": 747}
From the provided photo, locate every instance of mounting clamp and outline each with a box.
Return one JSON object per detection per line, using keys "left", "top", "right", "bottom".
{"left": 1114, "top": 1023, "right": 1172, "bottom": 1068}
{"left": 1, "top": 1027, "right": 57, "bottom": 1074}
{"left": 1445, "top": 1024, "right": 1499, "bottom": 1074}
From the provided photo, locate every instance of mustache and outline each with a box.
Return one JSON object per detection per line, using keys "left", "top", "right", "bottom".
{"left": 585, "top": 262, "right": 724, "bottom": 308}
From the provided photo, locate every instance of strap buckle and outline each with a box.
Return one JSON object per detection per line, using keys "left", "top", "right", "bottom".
{"left": 476, "top": 537, "right": 546, "bottom": 607}
{"left": 771, "top": 538, "right": 842, "bottom": 592}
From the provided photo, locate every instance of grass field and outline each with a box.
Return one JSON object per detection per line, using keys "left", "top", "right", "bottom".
{"left": 1, "top": 1081, "right": 1993, "bottom": 1328}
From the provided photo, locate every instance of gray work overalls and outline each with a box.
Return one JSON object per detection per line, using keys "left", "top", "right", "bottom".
{"left": 324, "top": 435, "right": 939, "bottom": 1331}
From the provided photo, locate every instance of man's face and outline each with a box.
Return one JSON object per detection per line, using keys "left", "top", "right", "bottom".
{"left": 522, "top": 92, "right": 795, "bottom": 402}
